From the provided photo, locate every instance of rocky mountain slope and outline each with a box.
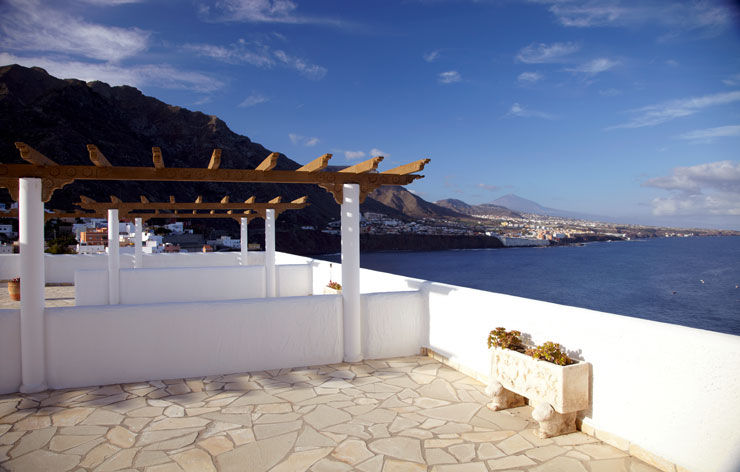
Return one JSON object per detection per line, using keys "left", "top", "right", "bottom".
{"left": 370, "top": 187, "right": 469, "bottom": 220}
{"left": 435, "top": 198, "right": 521, "bottom": 218}
{"left": 0, "top": 64, "right": 401, "bottom": 227}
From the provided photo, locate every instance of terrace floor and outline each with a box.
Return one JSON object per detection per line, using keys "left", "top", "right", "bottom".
{"left": 0, "top": 356, "right": 662, "bottom": 472}
{"left": 0, "top": 284, "right": 75, "bottom": 309}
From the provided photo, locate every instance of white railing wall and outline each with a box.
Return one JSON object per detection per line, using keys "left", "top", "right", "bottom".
{"left": 45, "top": 295, "right": 343, "bottom": 389}
{"left": 0, "top": 309, "right": 21, "bottom": 394}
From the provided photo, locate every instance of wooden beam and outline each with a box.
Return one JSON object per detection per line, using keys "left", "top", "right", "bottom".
{"left": 221, "top": 196, "right": 230, "bottom": 204}
{"left": 169, "top": 195, "right": 176, "bottom": 204}
{"left": 152, "top": 147, "right": 164, "bottom": 169}
{"left": 339, "top": 156, "right": 384, "bottom": 174}
{"left": 208, "top": 149, "right": 221, "bottom": 170}
{"left": 245, "top": 196, "right": 256, "bottom": 204}
{"left": 381, "top": 158, "right": 431, "bottom": 175}
{"left": 195, "top": 196, "right": 202, "bottom": 203}
{"left": 256, "top": 152, "right": 279, "bottom": 171}
{"left": 110, "top": 195, "right": 122, "bottom": 204}
{"left": 14, "top": 142, "right": 58, "bottom": 166}
{"left": 291, "top": 196, "right": 308, "bottom": 204}
{"left": 269, "top": 196, "right": 282, "bottom": 204}
{"left": 297, "top": 153, "right": 331, "bottom": 172}
{"left": 87, "top": 145, "right": 112, "bottom": 167}
{"left": 79, "top": 195, "right": 96, "bottom": 204}
{"left": 140, "top": 195, "right": 149, "bottom": 203}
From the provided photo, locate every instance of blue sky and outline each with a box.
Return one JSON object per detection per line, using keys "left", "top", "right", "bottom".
{"left": 1, "top": 0, "right": 740, "bottom": 229}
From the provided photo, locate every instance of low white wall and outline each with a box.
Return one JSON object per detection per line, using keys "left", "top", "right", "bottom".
{"left": 0, "top": 252, "right": 265, "bottom": 283}
{"left": 0, "top": 309, "right": 21, "bottom": 394}
{"left": 424, "top": 283, "right": 740, "bottom": 472}
{"left": 362, "top": 291, "right": 425, "bottom": 359}
{"left": 75, "top": 270, "right": 109, "bottom": 306}
{"left": 45, "top": 295, "right": 343, "bottom": 389}
{"left": 276, "top": 264, "right": 313, "bottom": 297}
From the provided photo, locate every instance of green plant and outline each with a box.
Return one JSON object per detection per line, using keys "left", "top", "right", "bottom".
{"left": 525, "top": 342, "right": 573, "bottom": 366}
{"left": 487, "top": 327, "right": 523, "bottom": 351}
{"left": 327, "top": 281, "right": 342, "bottom": 290}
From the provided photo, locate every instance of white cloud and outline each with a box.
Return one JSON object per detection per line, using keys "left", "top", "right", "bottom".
{"left": 566, "top": 57, "right": 618, "bottom": 75}
{"left": 198, "top": 0, "right": 342, "bottom": 26}
{"left": 0, "top": 0, "right": 149, "bottom": 62}
{"left": 643, "top": 161, "right": 740, "bottom": 216}
{"left": 369, "top": 148, "right": 389, "bottom": 157}
{"left": 539, "top": 0, "right": 734, "bottom": 34}
{"left": 76, "top": 0, "right": 145, "bottom": 4}
{"left": 438, "top": 70, "right": 461, "bottom": 84}
{"left": 186, "top": 39, "right": 327, "bottom": 80}
{"left": 517, "top": 71, "right": 543, "bottom": 84}
{"left": 477, "top": 183, "right": 500, "bottom": 192}
{"left": 599, "top": 88, "right": 621, "bottom": 96}
{"left": 289, "top": 134, "right": 320, "bottom": 147}
{"left": 723, "top": 74, "right": 740, "bottom": 87}
{"left": 0, "top": 53, "right": 224, "bottom": 92}
{"left": 344, "top": 150, "right": 366, "bottom": 160}
{"left": 678, "top": 125, "right": 740, "bottom": 142}
{"left": 239, "top": 93, "right": 269, "bottom": 107}
{"left": 507, "top": 102, "right": 555, "bottom": 119}
{"left": 516, "top": 42, "right": 580, "bottom": 64}
{"left": 609, "top": 90, "right": 740, "bottom": 129}
{"left": 423, "top": 50, "right": 440, "bottom": 62}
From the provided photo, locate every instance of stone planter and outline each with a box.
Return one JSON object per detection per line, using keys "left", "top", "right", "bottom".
{"left": 485, "top": 347, "right": 590, "bottom": 438}
{"left": 7, "top": 280, "right": 20, "bottom": 301}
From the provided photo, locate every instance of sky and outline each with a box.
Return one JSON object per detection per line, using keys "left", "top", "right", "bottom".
{"left": 1, "top": 0, "right": 740, "bottom": 230}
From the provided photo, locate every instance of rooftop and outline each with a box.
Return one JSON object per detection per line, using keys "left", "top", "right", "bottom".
{"left": 0, "top": 355, "right": 661, "bottom": 472}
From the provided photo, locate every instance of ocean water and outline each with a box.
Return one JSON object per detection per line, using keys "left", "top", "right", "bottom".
{"left": 344, "top": 236, "right": 740, "bottom": 336}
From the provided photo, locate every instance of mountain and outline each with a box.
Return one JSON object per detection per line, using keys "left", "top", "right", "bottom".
{"left": 370, "top": 187, "right": 469, "bottom": 220}
{"left": 435, "top": 198, "right": 522, "bottom": 218}
{"left": 491, "top": 194, "right": 603, "bottom": 220}
{"left": 0, "top": 64, "right": 401, "bottom": 226}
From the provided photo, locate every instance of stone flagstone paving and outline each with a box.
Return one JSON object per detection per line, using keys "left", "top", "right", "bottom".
{"left": 0, "top": 356, "right": 663, "bottom": 471}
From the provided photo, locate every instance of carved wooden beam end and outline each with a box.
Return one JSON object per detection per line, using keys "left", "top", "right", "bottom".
{"left": 297, "top": 154, "right": 332, "bottom": 172}
{"left": 208, "top": 149, "right": 222, "bottom": 170}
{"left": 87, "top": 145, "right": 112, "bottom": 167}
{"left": 256, "top": 153, "right": 279, "bottom": 171}
{"left": 152, "top": 147, "right": 165, "bottom": 169}
{"left": 14, "top": 142, "right": 58, "bottom": 166}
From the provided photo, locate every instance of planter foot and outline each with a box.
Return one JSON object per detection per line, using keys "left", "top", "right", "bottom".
{"left": 485, "top": 380, "right": 526, "bottom": 411}
{"left": 532, "top": 402, "right": 576, "bottom": 438}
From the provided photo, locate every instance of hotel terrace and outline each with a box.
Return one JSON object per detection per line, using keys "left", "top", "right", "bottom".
{"left": 0, "top": 143, "right": 738, "bottom": 472}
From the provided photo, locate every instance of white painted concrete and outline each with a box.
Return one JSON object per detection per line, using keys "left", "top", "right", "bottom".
{"left": 45, "top": 295, "right": 343, "bottom": 389}
{"left": 18, "top": 178, "right": 46, "bottom": 393}
{"left": 134, "top": 218, "right": 143, "bottom": 268}
{"left": 75, "top": 269, "right": 109, "bottom": 306}
{"left": 265, "top": 209, "right": 276, "bottom": 297}
{"left": 0, "top": 309, "right": 21, "bottom": 394}
{"left": 276, "top": 264, "right": 313, "bottom": 297}
{"left": 361, "top": 291, "right": 424, "bottom": 359}
{"left": 341, "top": 183, "right": 362, "bottom": 362}
{"left": 240, "top": 217, "right": 248, "bottom": 265}
{"left": 0, "top": 254, "right": 20, "bottom": 280}
{"left": 107, "top": 209, "right": 120, "bottom": 305}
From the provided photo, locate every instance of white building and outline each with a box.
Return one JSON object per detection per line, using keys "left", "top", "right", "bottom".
{"left": 0, "top": 224, "right": 14, "bottom": 236}
{"left": 0, "top": 244, "right": 13, "bottom": 254}
{"left": 165, "top": 222, "right": 184, "bottom": 234}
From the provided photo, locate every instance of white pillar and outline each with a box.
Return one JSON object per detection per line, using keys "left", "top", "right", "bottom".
{"left": 240, "top": 217, "right": 249, "bottom": 265}
{"left": 265, "top": 209, "right": 276, "bottom": 297}
{"left": 341, "top": 183, "right": 362, "bottom": 362}
{"left": 134, "top": 218, "right": 143, "bottom": 268}
{"left": 19, "top": 178, "right": 47, "bottom": 393}
{"left": 108, "top": 209, "right": 120, "bottom": 305}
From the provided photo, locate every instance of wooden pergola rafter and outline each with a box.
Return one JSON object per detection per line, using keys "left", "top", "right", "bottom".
{"left": 1, "top": 143, "right": 429, "bottom": 203}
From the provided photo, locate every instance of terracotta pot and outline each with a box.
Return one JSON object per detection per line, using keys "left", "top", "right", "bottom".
{"left": 7, "top": 281, "right": 20, "bottom": 301}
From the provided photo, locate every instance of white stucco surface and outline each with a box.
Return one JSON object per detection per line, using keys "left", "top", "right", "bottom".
{"left": 361, "top": 291, "right": 425, "bottom": 359}
{"left": 45, "top": 295, "right": 343, "bottom": 389}
{"left": 0, "top": 309, "right": 21, "bottom": 394}
{"left": 276, "top": 264, "right": 313, "bottom": 297}
{"left": 424, "top": 282, "right": 740, "bottom": 472}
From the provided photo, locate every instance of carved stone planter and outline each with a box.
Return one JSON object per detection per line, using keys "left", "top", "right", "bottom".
{"left": 485, "top": 347, "right": 590, "bottom": 438}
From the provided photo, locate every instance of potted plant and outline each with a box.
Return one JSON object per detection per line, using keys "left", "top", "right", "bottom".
{"left": 7, "top": 277, "right": 20, "bottom": 301}
{"left": 485, "top": 327, "right": 590, "bottom": 438}
{"left": 324, "top": 280, "right": 342, "bottom": 295}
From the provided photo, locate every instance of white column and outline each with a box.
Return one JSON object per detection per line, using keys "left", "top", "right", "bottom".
{"left": 265, "top": 210, "right": 276, "bottom": 297}
{"left": 341, "top": 183, "right": 362, "bottom": 362}
{"left": 108, "top": 209, "right": 120, "bottom": 305}
{"left": 240, "top": 217, "right": 249, "bottom": 265}
{"left": 19, "top": 178, "right": 47, "bottom": 393}
{"left": 134, "top": 218, "right": 143, "bottom": 268}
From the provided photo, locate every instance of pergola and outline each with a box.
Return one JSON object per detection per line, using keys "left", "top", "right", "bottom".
{"left": 1, "top": 141, "right": 429, "bottom": 393}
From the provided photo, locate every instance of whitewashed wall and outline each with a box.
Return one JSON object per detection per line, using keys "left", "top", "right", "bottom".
{"left": 361, "top": 291, "right": 425, "bottom": 359}
{"left": 424, "top": 283, "right": 740, "bottom": 472}
{"left": 0, "top": 309, "right": 21, "bottom": 394}
{"left": 276, "top": 264, "right": 312, "bottom": 297}
{"left": 45, "top": 295, "right": 343, "bottom": 389}
{"left": 0, "top": 252, "right": 265, "bottom": 283}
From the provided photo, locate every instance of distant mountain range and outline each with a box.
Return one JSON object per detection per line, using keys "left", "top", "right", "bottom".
{"left": 435, "top": 198, "right": 521, "bottom": 218}
{"left": 489, "top": 194, "right": 606, "bottom": 220}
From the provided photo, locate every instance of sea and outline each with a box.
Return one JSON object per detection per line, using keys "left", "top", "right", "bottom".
{"left": 326, "top": 236, "right": 740, "bottom": 336}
